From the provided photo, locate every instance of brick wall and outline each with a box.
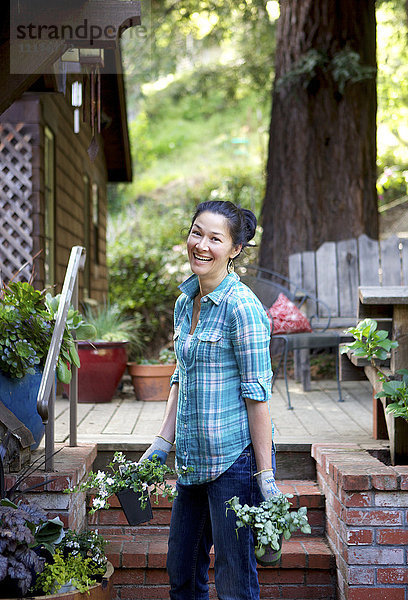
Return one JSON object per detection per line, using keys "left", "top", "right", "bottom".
{"left": 312, "top": 443, "right": 408, "bottom": 600}
{"left": 4, "top": 444, "right": 97, "bottom": 531}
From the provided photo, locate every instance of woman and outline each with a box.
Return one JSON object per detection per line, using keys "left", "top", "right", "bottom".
{"left": 140, "top": 200, "right": 280, "bottom": 600}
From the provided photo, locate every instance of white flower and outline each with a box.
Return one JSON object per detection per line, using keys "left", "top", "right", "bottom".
{"left": 93, "top": 497, "right": 107, "bottom": 509}
{"left": 141, "top": 482, "right": 148, "bottom": 490}
{"left": 113, "top": 452, "right": 126, "bottom": 463}
{"left": 95, "top": 470, "right": 106, "bottom": 482}
{"left": 105, "top": 477, "right": 115, "bottom": 486}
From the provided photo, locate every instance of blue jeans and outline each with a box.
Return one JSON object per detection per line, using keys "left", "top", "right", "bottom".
{"left": 166, "top": 444, "right": 276, "bottom": 600}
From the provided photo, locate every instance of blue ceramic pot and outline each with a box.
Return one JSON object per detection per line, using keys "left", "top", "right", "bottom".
{"left": 0, "top": 369, "right": 45, "bottom": 449}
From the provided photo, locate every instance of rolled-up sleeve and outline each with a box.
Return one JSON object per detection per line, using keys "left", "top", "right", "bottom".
{"left": 231, "top": 299, "right": 272, "bottom": 402}
{"left": 170, "top": 362, "right": 179, "bottom": 386}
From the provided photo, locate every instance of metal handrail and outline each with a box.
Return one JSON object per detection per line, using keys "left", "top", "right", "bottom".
{"left": 36, "top": 246, "right": 86, "bottom": 471}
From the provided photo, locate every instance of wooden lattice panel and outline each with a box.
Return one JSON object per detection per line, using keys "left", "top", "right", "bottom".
{"left": 0, "top": 123, "right": 33, "bottom": 283}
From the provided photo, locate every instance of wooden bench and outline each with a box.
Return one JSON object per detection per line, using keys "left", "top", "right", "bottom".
{"left": 288, "top": 234, "right": 408, "bottom": 329}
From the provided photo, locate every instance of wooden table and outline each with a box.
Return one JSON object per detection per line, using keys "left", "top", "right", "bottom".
{"left": 359, "top": 286, "right": 408, "bottom": 373}
{"left": 357, "top": 286, "right": 408, "bottom": 463}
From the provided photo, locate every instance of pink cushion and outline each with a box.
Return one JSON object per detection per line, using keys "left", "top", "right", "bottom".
{"left": 269, "top": 293, "right": 312, "bottom": 335}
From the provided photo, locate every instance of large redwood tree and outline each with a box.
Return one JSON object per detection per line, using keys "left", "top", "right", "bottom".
{"left": 260, "top": 0, "right": 378, "bottom": 274}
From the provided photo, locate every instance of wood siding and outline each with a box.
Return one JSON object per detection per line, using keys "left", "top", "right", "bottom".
{"left": 0, "top": 92, "right": 108, "bottom": 302}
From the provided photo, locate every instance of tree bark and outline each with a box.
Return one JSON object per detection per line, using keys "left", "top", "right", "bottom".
{"left": 260, "top": 0, "right": 378, "bottom": 275}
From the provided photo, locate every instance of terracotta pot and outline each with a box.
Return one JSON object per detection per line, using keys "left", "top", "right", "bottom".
{"left": 63, "top": 341, "right": 128, "bottom": 403}
{"left": 127, "top": 363, "right": 175, "bottom": 401}
{"left": 2, "top": 562, "right": 114, "bottom": 600}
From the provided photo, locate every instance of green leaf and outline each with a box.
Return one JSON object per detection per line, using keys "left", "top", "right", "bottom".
{"left": 382, "top": 380, "right": 401, "bottom": 395}
{"left": 377, "top": 339, "right": 393, "bottom": 351}
{"left": 69, "top": 344, "right": 81, "bottom": 368}
{"left": 373, "top": 348, "right": 388, "bottom": 361}
{"left": 0, "top": 498, "right": 18, "bottom": 508}
{"left": 75, "top": 323, "right": 97, "bottom": 340}
{"left": 57, "top": 360, "right": 71, "bottom": 384}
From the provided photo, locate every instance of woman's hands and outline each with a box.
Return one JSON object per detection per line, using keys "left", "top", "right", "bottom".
{"left": 255, "top": 469, "right": 282, "bottom": 499}
{"left": 139, "top": 435, "right": 173, "bottom": 465}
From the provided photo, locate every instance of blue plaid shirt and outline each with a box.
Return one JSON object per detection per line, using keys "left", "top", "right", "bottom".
{"left": 170, "top": 272, "right": 273, "bottom": 485}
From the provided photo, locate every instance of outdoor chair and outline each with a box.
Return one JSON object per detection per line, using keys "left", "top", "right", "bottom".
{"left": 238, "top": 265, "right": 343, "bottom": 410}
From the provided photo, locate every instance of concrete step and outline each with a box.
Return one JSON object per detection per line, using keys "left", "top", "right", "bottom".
{"left": 92, "top": 443, "right": 318, "bottom": 480}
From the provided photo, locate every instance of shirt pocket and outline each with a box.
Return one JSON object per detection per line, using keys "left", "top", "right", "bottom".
{"left": 196, "top": 330, "right": 225, "bottom": 364}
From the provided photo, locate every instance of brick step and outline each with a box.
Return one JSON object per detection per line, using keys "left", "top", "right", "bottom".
{"left": 106, "top": 534, "right": 337, "bottom": 600}
{"left": 89, "top": 480, "right": 326, "bottom": 538}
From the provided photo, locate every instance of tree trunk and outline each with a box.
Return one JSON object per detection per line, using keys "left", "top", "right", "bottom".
{"left": 260, "top": 0, "right": 378, "bottom": 275}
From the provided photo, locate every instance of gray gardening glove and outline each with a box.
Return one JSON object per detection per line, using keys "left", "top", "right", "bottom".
{"left": 255, "top": 469, "right": 282, "bottom": 499}
{"left": 139, "top": 435, "right": 173, "bottom": 465}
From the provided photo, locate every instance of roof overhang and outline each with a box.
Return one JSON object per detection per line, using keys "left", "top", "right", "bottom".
{"left": 0, "top": 1, "right": 140, "bottom": 182}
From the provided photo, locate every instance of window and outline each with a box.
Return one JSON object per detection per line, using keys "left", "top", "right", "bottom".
{"left": 83, "top": 174, "right": 91, "bottom": 297}
{"left": 44, "top": 126, "right": 55, "bottom": 286}
{"left": 92, "top": 183, "right": 99, "bottom": 265}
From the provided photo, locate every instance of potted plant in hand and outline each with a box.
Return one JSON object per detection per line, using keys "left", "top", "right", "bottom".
{"left": 63, "top": 303, "right": 143, "bottom": 403}
{"left": 226, "top": 494, "right": 311, "bottom": 567}
{"left": 0, "top": 282, "right": 94, "bottom": 448}
{"left": 127, "top": 348, "right": 176, "bottom": 402}
{"left": 67, "top": 452, "right": 179, "bottom": 526}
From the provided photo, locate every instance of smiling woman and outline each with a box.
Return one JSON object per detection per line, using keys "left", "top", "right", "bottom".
{"left": 139, "top": 199, "right": 278, "bottom": 600}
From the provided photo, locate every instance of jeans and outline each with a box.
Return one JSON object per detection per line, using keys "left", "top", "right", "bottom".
{"left": 167, "top": 444, "right": 276, "bottom": 600}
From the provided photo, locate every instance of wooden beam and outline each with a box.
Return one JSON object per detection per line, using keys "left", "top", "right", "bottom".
{"left": 2, "top": 1, "right": 141, "bottom": 115}
{"left": 0, "top": 40, "right": 67, "bottom": 115}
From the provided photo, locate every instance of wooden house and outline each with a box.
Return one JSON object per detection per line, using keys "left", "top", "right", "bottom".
{"left": 0, "top": 1, "right": 141, "bottom": 303}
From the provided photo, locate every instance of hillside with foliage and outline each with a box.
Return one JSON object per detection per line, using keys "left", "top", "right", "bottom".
{"left": 107, "top": 1, "right": 408, "bottom": 358}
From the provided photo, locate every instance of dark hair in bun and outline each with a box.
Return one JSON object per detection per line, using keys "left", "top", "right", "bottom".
{"left": 189, "top": 200, "right": 257, "bottom": 258}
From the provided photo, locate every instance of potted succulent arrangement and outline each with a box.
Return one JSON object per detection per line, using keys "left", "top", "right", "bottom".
{"left": 340, "top": 318, "right": 408, "bottom": 464}
{"left": 127, "top": 348, "right": 176, "bottom": 402}
{"left": 66, "top": 452, "right": 180, "bottom": 525}
{"left": 226, "top": 493, "right": 311, "bottom": 567}
{"left": 0, "top": 282, "right": 94, "bottom": 448}
{"left": 63, "top": 304, "right": 142, "bottom": 403}
{"left": 0, "top": 499, "right": 112, "bottom": 599}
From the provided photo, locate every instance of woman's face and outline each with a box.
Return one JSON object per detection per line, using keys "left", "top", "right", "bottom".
{"left": 187, "top": 211, "right": 241, "bottom": 283}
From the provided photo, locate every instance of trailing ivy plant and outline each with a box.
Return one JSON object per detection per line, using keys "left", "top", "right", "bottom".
{"left": 0, "top": 282, "right": 95, "bottom": 382}
{"left": 341, "top": 318, "right": 408, "bottom": 422}
{"left": 226, "top": 494, "right": 311, "bottom": 559}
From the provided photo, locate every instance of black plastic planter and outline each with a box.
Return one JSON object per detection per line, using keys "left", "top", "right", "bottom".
{"left": 116, "top": 488, "right": 153, "bottom": 525}
{"left": 255, "top": 533, "right": 283, "bottom": 567}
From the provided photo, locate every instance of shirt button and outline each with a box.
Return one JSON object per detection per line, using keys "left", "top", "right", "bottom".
{"left": 203, "top": 297, "right": 208, "bottom": 302}
{"left": 184, "top": 451, "right": 187, "bottom": 456}
{"left": 198, "top": 320, "right": 201, "bottom": 325}
{"left": 184, "top": 423, "right": 187, "bottom": 428}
